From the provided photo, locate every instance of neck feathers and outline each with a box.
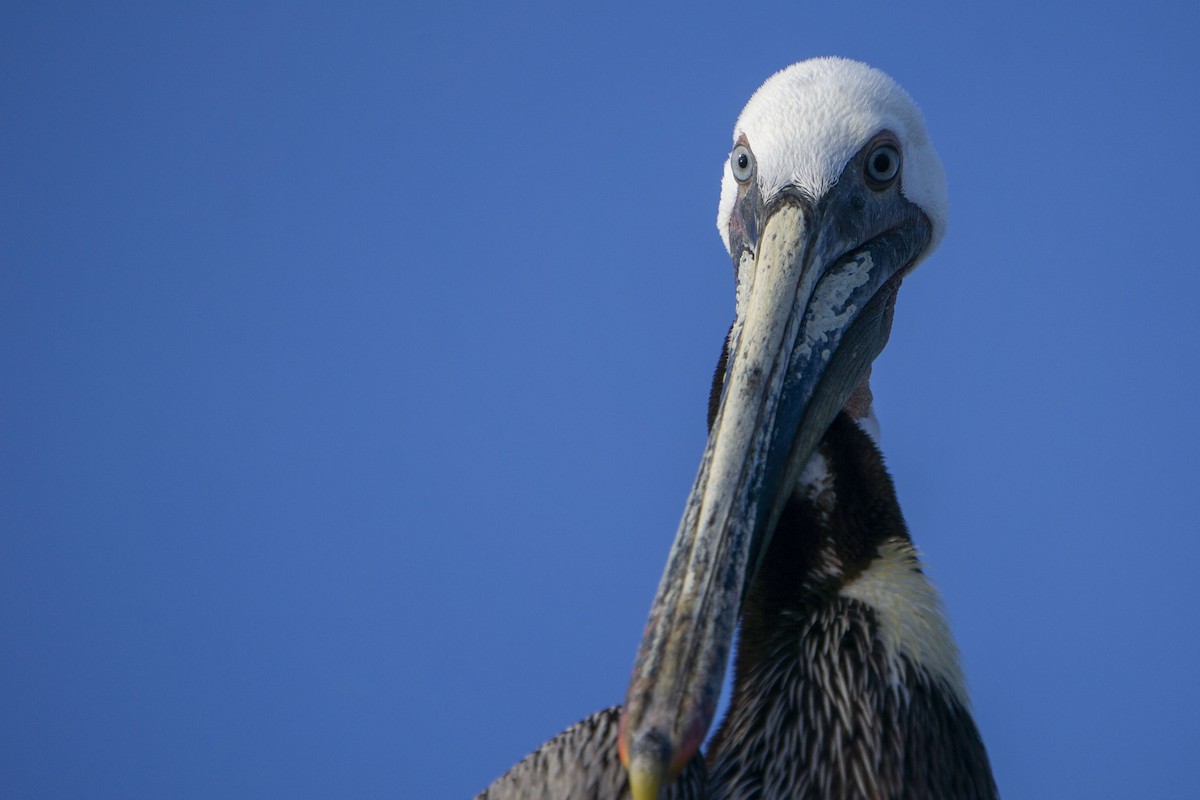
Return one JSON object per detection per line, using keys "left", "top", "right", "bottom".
{"left": 705, "top": 413, "right": 997, "bottom": 799}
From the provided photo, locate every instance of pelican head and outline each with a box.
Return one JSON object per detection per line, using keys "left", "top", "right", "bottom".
{"left": 618, "top": 58, "right": 947, "bottom": 800}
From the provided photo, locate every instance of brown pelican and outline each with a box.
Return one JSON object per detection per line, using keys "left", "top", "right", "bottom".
{"left": 480, "top": 57, "right": 997, "bottom": 800}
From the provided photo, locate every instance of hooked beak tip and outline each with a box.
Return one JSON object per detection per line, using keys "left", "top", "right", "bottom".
{"left": 627, "top": 754, "right": 667, "bottom": 800}
{"left": 620, "top": 722, "right": 674, "bottom": 800}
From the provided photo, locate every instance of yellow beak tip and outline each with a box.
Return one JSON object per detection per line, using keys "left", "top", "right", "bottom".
{"left": 627, "top": 758, "right": 666, "bottom": 800}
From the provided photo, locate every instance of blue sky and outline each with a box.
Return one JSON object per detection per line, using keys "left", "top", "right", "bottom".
{"left": 3, "top": 2, "right": 1198, "bottom": 798}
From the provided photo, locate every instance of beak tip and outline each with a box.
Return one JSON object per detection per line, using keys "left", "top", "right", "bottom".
{"left": 622, "top": 725, "right": 674, "bottom": 800}
{"left": 627, "top": 754, "right": 667, "bottom": 800}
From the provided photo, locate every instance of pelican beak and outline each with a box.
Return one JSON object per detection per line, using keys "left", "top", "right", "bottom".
{"left": 618, "top": 182, "right": 933, "bottom": 798}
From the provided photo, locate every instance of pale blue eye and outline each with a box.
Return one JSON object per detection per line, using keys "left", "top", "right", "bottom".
{"left": 731, "top": 143, "right": 755, "bottom": 183}
{"left": 865, "top": 144, "right": 900, "bottom": 187}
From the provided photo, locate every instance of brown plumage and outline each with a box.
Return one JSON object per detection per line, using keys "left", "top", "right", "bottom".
{"left": 477, "top": 414, "right": 997, "bottom": 800}
{"left": 704, "top": 413, "right": 998, "bottom": 799}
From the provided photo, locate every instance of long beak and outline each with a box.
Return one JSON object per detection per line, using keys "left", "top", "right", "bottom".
{"left": 618, "top": 191, "right": 931, "bottom": 800}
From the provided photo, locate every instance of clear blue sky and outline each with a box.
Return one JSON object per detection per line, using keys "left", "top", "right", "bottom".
{"left": 3, "top": 2, "right": 1198, "bottom": 798}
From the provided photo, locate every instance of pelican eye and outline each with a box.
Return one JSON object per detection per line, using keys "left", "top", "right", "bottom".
{"left": 865, "top": 143, "right": 900, "bottom": 188}
{"left": 731, "top": 143, "right": 755, "bottom": 184}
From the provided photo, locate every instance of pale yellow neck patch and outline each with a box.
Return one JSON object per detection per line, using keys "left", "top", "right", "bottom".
{"left": 839, "top": 537, "right": 968, "bottom": 705}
